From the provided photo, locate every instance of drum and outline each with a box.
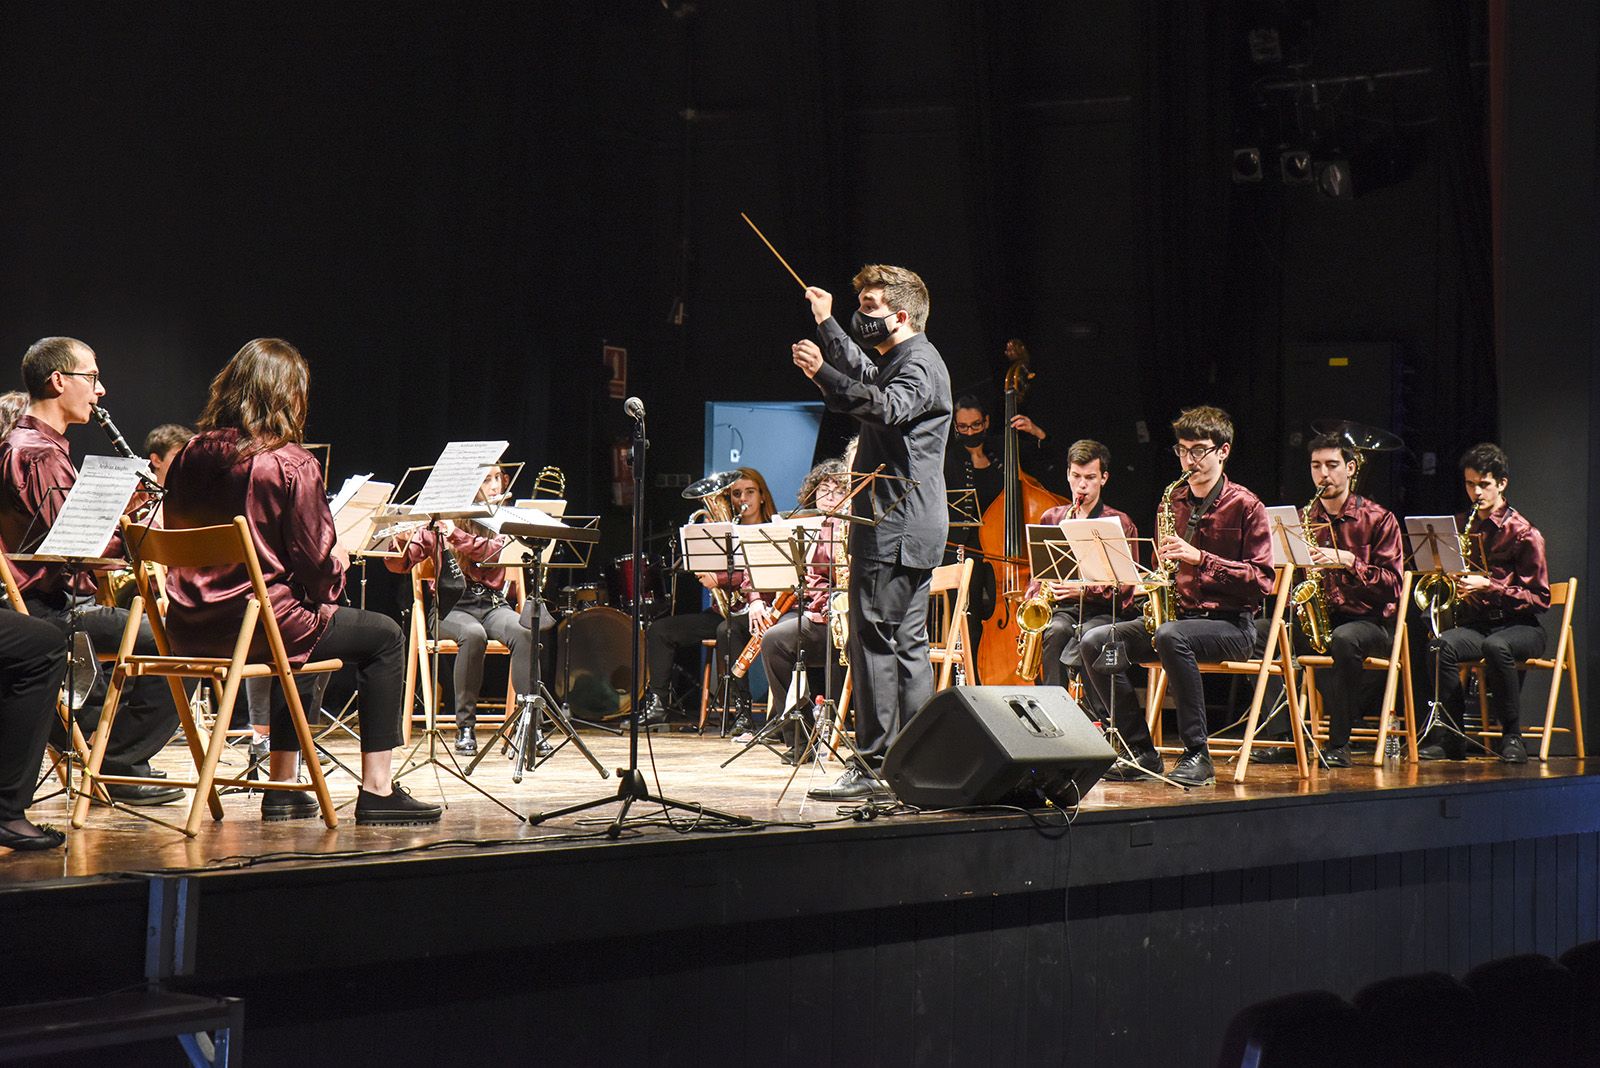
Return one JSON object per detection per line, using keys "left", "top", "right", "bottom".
{"left": 555, "top": 606, "right": 646, "bottom": 716}
{"left": 559, "top": 582, "right": 609, "bottom": 615}
{"left": 608, "top": 552, "right": 665, "bottom": 617}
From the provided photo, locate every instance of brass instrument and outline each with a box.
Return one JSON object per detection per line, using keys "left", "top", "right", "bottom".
{"left": 531, "top": 466, "right": 566, "bottom": 499}
{"left": 682, "top": 471, "right": 743, "bottom": 619}
{"left": 1015, "top": 585, "right": 1057, "bottom": 680}
{"left": 1412, "top": 517, "right": 1475, "bottom": 634}
{"left": 1143, "top": 472, "right": 1189, "bottom": 633}
{"left": 1288, "top": 483, "right": 1334, "bottom": 653}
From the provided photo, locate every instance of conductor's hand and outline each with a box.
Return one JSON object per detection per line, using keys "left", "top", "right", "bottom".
{"left": 1158, "top": 534, "right": 1203, "bottom": 567}
{"left": 804, "top": 286, "right": 833, "bottom": 324}
{"left": 792, "top": 339, "right": 823, "bottom": 379}
{"left": 696, "top": 572, "right": 720, "bottom": 590}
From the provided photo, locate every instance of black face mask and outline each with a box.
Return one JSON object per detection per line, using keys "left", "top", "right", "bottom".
{"left": 955, "top": 430, "right": 987, "bottom": 446}
{"left": 850, "top": 308, "right": 899, "bottom": 347}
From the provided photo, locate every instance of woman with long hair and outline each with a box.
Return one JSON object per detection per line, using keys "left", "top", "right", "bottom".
{"left": 162, "top": 338, "right": 440, "bottom": 825}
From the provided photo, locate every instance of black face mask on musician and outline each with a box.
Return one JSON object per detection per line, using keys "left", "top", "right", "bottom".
{"left": 851, "top": 308, "right": 899, "bottom": 347}
{"left": 955, "top": 430, "right": 987, "bottom": 446}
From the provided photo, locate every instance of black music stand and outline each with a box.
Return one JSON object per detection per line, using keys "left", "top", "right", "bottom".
{"left": 528, "top": 402, "right": 752, "bottom": 835}
{"left": 1402, "top": 516, "right": 1490, "bottom": 752}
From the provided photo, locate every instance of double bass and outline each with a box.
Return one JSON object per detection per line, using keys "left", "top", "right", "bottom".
{"left": 974, "top": 345, "right": 1069, "bottom": 686}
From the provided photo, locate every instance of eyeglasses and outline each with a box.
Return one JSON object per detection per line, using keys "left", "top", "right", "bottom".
{"left": 59, "top": 370, "right": 102, "bottom": 387}
{"left": 1172, "top": 443, "right": 1222, "bottom": 462}
{"left": 954, "top": 421, "right": 986, "bottom": 433}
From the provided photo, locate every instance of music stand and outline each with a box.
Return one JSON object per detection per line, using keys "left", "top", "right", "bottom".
{"left": 678, "top": 518, "right": 749, "bottom": 735}
{"left": 946, "top": 487, "right": 981, "bottom": 530}
{"left": 1402, "top": 515, "right": 1490, "bottom": 752}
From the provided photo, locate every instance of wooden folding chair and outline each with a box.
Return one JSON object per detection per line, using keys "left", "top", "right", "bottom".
{"left": 927, "top": 557, "right": 975, "bottom": 689}
{"left": 400, "top": 562, "right": 518, "bottom": 744}
{"left": 1145, "top": 564, "right": 1310, "bottom": 782}
{"left": 1297, "top": 570, "right": 1421, "bottom": 765}
{"left": 71, "top": 517, "right": 341, "bottom": 836}
{"left": 1463, "top": 577, "right": 1584, "bottom": 762}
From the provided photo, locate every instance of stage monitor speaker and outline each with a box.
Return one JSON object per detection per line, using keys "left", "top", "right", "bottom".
{"left": 882, "top": 686, "right": 1116, "bottom": 809}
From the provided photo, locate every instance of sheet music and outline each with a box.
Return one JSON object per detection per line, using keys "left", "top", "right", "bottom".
{"left": 329, "top": 473, "right": 372, "bottom": 517}
{"left": 1059, "top": 517, "right": 1142, "bottom": 585}
{"left": 737, "top": 517, "right": 822, "bottom": 591}
{"left": 1264, "top": 505, "right": 1318, "bottom": 568}
{"left": 332, "top": 477, "right": 395, "bottom": 554}
{"left": 1404, "top": 515, "right": 1466, "bottom": 572}
{"left": 36, "top": 456, "right": 146, "bottom": 558}
{"left": 411, "top": 440, "right": 507, "bottom": 516}
{"left": 473, "top": 504, "right": 567, "bottom": 536}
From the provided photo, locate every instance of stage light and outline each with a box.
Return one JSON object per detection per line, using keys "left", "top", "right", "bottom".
{"left": 1316, "top": 158, "right": 1353, "bottom": 200}
{"left": 1279, "top": 149, "right": 1313, "bottom": 183}
{"left": 1232, "top": 147, "right": 1263, "bottom": 183}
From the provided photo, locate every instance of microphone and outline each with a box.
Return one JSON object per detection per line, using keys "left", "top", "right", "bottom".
{"left": 624, "top": 396, "right": 646, "bottom": 421}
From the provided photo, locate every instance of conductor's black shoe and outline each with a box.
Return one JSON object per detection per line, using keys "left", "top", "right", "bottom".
{"left": 261, "top": 789, "right": 321, "bottom": 821}
{"left": 355, "top": 784, "right": 442, "bottom": 826}
{"left": 1249, "top": 743, "right": 1298, "bottom": 765}
{"left": 1418, "top": 742, "right": 1466, "bottom": 761}
{"left": 1499, "top": 734, "right": 1528, "bottom": 765}
{"left": 106, "top": 783, "right": 184, "bottom": 806}
{"left": 1321, "top": 745, "right": 1353, "bottom": 768}
{"left": 807, "top": 764, "right": 891, "bottom": 803}
{"left": 453, "top": 729, "right": 478, "bottom": 756}
{"left": 1169, "top": 749, "right": 1216, "bottom": 787}
{"left": 1102, "top": 748, "right": 1163, "bottom": 781}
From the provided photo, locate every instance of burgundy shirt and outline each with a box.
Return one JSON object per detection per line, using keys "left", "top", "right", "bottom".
{"left": 387, "top": 523, "right": 512, "bottom": 593}
{"left": 1458, "top": 502, "right": 1549, "bottom": 622}
{"left": 1308, "top": 494, "right": 1403, "bottom": 621}
{"left": 0, "top": 415, "right": 113, "bottom": 597}
{"left": 1026, "top": 500, "right": 1141, "bottom": 614}
{"left": 1165, "top": 477, "right": 1275, "bottom": 615}
{"left": 161, "top": 430, "right": 345, "bottom": 664}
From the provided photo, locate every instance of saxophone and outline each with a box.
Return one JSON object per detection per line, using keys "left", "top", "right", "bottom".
{"left": 1412, "top": 515, "right": 1474, "bottom": 634}
{"left": 1288, "top": 483, "right": 1333, "bottom": 653}
{"left": 1142, "top": 473, "right": 1189, "bottom": 633}
{"left": 1015, "top": 493, "right": 1085, "bottom": 679}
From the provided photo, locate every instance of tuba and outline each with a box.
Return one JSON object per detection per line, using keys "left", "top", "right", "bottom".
{"left": 1288, "top": 483, "right": 1334, "bottom": 653}
{"left": 682, "top": 471, "right": 743, "bottom": 619}
{"left": 1143, "top": 473, "right": 1189, "bottom": 633}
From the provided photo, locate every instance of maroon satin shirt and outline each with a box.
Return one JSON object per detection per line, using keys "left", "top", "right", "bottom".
{"left": 387, "top": 523, "right": 511, "bottom": 592}
{"left": 161, "top": 430, "right": 345, "bottom": 664}
{"left": 0, "top": 415, "right": 112, "bottom": 597}
{"left": 1166, "top": 477, "right": 1275, "bottom": 615}
{"left": 1458, "top": 502, "right": 1549, "bottom": 622}
{"left": 1027, "top": 500, "right": 1140, "bottom": 613}
{"left": 1308, "top": 494, "right": 1403, "bottom": 620}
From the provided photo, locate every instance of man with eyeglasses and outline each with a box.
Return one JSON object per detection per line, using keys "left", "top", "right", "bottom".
{"left": 1080, "top": 406, "right": 1274, "bottom": 787}
{"left": 0, "top": 337, "right": 181, "bottom": 805}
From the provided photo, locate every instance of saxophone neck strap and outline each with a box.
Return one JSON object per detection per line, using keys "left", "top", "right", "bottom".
{"left": 1184, "top": 476, "right": 1227, "bottom": 543}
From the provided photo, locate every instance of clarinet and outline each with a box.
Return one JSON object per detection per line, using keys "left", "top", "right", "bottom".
{"left": 90, "top": 405, "right": 139, "bottom": 459}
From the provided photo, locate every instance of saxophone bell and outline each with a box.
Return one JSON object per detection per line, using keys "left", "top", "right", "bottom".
{"left": 1290, "top": 480, "right": 1334, "bottom": 654}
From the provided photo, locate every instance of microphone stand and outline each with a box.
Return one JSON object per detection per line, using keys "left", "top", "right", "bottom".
{"left": 528, "top": 400, "right": 751, "bottom": 836}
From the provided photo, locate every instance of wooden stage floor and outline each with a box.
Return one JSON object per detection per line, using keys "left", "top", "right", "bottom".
{"left": 1, "top": 723, "right": 1588, "bottom": 887}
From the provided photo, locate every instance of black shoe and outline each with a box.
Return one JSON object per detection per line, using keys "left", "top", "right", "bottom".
{"left": 535, "top": 734, "right": 555, "bottom": 759}
{"left": 1249, "top": 742, "right": 1298, "bottom": 765}
{"left": 1321, "top": 745, "right": 1352, "bottom": 768}
{"left": 725, "top": 712, "right": 752, "bottom": 739}
{"left": 638, "top": 692, "right": 669, "bottom": 730}
{"left": 1418, "top": 742, "right": 1467, "bottom": 762}
{"left": 106, "top": 783, "right": 185, "bottom": 806}
{"left": 779, "top": 744, "right": 817, "bottom": 767}
{"left": 807, "top": 763, "right": 891, "bottom": 802}
{"left": 454, "top": 728, "right": 478, "bottom": 756}
{"left": 261, "top": 789, "right": 321, "bottom": 821}
{"left": 355, "top": 784, "right": 442, "bottom": 826}
{"left": 1169, "top": 749, "right": 1216, "bottom": 787}
{"left": 1102, "top": 747, "right": 1163, "bottom": 781}
{"left": 1499, "top": 734, "right": 1528, "bottom": 765}
{"left": 0, "top": 820, "right": 66, "bottom": 851}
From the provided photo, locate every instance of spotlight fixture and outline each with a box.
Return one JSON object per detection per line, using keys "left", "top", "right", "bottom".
{"left": 1232, "top": 147, "right": 1263, "bottom": 183}
{"left": 1315, "top": 158, "right": 1353, "bottom": 200}
{"left": 1279, "top": 149, "right": 1313, "bottom": 184}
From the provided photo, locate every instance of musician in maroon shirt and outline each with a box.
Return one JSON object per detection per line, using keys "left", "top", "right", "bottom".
{"left": 386, "top": 465, "right": 530, "bottom": 757}
{"left": 1024, "top": 440, "right": 1139, "bottom": 694}
{"left": 163, "top": 338, "right": 440, "bottom": 825}
{"left": 1082, "top": 406, "right": 1274, "bottom": 787}
{"left": 0, "top": 337, "right": 181, "bottom": 806}
{"left": 1255, "top": 432, "right": 1403, "bottom": 767}
{"left": 1415, "top": 442, "right": 1549, "bottom": 764}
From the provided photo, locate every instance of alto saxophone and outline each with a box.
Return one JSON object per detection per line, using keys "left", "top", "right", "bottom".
{"left": 1288, "top": 483, "right": 1333, "bottom": 653}
{"left": 1016, "top": 493, "right": 1084, "bottom": 679}
{"left": 1143, "top": 473, "right": 1189, "bottom": 634}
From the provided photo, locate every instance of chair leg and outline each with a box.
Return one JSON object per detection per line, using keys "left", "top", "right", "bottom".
{"left": 186, "top": 673, "right": 243, "bottom": 837}
{"left": 71, "top": 666, "right": 128, "bottom": 828}
{"left": 699, "top": 650, "right": 713, "bottom": 731}
{"left": 1568, "top": 641, "right": 1585, "bottom": 758}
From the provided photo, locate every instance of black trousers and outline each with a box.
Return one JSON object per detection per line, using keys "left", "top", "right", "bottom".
{"left": 848, "top": 557, "right": 933, "bottom": 768}
{"left": 438, "top": 594, "right": 531, "bottom": 729}
{"left": 0, "top": 611, "right": 68, "bottom": 820}
{"left": 1043, "top": 608, "right": 1113, "bottom": 689}
{"left": 1080, "top": 615, "right": 1256, "bottom": 753}
{"left": 646, "top": 609, "right": 750, "bottom": 702}
{"left": 1415, "top": 616, "right": 1546, "bottom": 735}
{"left": 26, "top": 594, "right": 178, "bottom": 771}
{"left": 267, "top": 606, "right": 405, "bottom": 753}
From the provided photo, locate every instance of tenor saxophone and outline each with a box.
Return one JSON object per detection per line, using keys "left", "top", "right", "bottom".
{"left": 1142, "top": 473, "right": 1189, "bottom": 634}
{"left": 1288, "top": 483, "right": 1333, "bottom": 653}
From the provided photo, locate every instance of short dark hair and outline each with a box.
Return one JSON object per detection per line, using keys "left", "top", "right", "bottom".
{"left": 1307, "top": 431, "right": 1357, "bottom": 463}
{"left": 852, "top": 264, "right": 930, "bottom": 331}
{"left": 953, "top": 393, "right": 989, "bottom": 418}
{"left": 143, "top": 423, "right": 195, "bottom": 458}
{"left": 1171, "top": 405, "right": 1234, "bottom": 447}
{"left": 21, "top": 337, "right": 89, "bottom": 399}
{"left": 1067, "top": 439, "right": 1111, "bottom": 471}
{"left": 1460, "top": 442, "right": 1509, "bottom": 480}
